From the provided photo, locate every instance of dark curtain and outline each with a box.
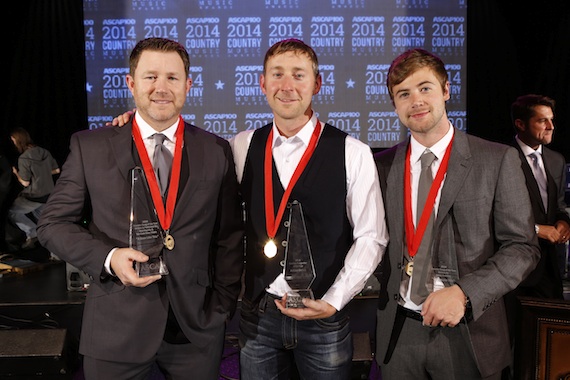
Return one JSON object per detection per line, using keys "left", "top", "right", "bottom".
{"left": 2, "top": 0, "right": 87, "bottom": 167}
{"left": 1, "top": 0, "right": 569, "bottom": 163}
{"left": 467, "top": 1, "right": 570, "bottom": 161}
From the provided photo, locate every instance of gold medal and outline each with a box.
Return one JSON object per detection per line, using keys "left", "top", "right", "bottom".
{"left": 164, "top": 234, "right": 175, "bottom": 250}
{"left": 405, "top": 261, "right": 413, "bottom": 276}
{"left": 264, "top": 240, "right": 277, "bottom": 258}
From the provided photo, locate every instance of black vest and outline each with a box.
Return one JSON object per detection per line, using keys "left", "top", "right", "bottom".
{"left": 241, "top": 123, "right": 352, "bottom": 302}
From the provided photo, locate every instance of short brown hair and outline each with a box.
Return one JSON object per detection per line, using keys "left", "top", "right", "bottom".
{"left": 387, "top": 48, "right": 448, "bottom": 103}
{"left": 129, "top": 37, "right": 190, "bottom": 78}
{"left": 510, "top": 94, "right": 555, "bottom": 126}
{"left": 263, "top": 38, "right": 319, "bottom": 78}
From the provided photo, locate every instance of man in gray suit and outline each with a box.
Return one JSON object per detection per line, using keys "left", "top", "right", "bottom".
{"left": 374, "top": 48, "right": 540, "bottom": 379}
{"left": 37, "top": 38, "right": 244, "bottom": 380}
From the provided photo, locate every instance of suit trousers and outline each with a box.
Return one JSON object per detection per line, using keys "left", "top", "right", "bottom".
{"left": 83, "top": 325, "right": 226, "bottom": 380}
{"left": 380, "top": 312, "right": 500, "bottom": 380}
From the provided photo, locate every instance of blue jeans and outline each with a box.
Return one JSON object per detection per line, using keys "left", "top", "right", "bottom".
{"left": 8, "top": 195, "right": 44, "bottom": 239}
{"left": 239, "top": 294, "right": 353, "bottom": 380}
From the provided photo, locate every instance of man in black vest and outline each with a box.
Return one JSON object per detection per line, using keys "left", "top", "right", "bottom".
{"left": 230, "top": 38, "right": 388, "bottom": 379}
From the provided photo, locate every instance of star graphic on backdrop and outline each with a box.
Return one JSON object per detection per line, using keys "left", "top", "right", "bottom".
{"left": 86, "top": 82, "right": 93, "bottom": 92}
{"left": 215, "top": 80, "right": 225, "bottom": 90}
{"left": 346, "top": 79, "right": 355, "bottom": 88}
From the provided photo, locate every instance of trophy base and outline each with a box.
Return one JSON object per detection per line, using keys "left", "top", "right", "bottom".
{"left": 286, "top": 289, "right": 314, "bottom": 308}
{"left": 135, "top": 256, "right": 169, "bottom": 277}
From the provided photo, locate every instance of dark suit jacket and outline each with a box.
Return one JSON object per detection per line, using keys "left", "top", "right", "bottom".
{"left": 37, "top": 122, "right": 244, "bottom": 363}
{"left": 512, "top": 142, "right": 570, "bottom": 298}
{"left": 374, "top": 129, "right": 540, "bottom": 378}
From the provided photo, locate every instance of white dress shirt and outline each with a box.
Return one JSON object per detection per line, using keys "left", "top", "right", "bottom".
{"left": 230, "top": 113, "right": 389, "bottom": 311}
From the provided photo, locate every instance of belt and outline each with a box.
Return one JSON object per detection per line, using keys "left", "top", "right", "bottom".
{"left": 396, "top": 305, "right": 467, "bottom": 325}
{"left": 258, "top": 292, "right": 282, "bottom": 313}
{"left": 397, "top": 305, "right": 423, "bottom": 322}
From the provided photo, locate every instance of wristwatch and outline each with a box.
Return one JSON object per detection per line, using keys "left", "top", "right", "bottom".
{"left": 535, "top": 224, "right": 540, "bottom": 234}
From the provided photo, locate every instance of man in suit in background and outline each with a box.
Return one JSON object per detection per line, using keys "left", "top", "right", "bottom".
{"left": 503, "top": 94, "right": 570, "bottom": 379}
{"left": 37, "top": 37, "right": 244, "bottom": 380}
{"left": 374, "top": 48, "right": 540, "bottom": 380}
{"left": 509, "top": 94, "right": 570, "bottom": 298}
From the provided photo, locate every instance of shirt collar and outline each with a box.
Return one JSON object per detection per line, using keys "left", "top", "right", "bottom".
{"left": 515, "top": 135, "right": 543, "bottom": 156}
{"left": 271, "top": 113, "right": 320, "bottom": 147}
{"left": 135, "top": 112, "right": 178, "bottom": 141}
{"left": 410, "top": 123, "right": 455, "bottom": 164}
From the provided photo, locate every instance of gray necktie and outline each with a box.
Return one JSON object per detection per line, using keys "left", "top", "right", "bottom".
{"left": 530, "top": 152, "right": 548, "bottom": 210}
{"left": 410, "top": 150, "right": 436, "bottom": 305}
{"left": 152, "top": 133, "right": 173, "bottom": 197}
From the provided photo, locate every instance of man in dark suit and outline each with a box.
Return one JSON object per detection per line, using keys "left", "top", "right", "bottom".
{"left": 37, "top": 38, "right": 244, "bottom": 380}
{"left": 374, "top": 49, "right": 540, "bottom": 380}
{"left": 510, "top": 94, "right": 570, "bottom": 298}
{"left": 503, "top": 94, "right": 570, "bottom": 379}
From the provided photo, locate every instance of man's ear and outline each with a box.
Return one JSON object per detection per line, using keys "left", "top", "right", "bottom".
{"left": 514, "top": 118, "right": 526, "bottom": 133}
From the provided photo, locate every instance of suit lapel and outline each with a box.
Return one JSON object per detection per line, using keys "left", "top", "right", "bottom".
{"left": 514, "top": 143, "right": 546, "bottom": 214}
{"left": 109, "top": 123, "right": 160, "bottom": 218}
{"left": 542, "top": 148, "right": 557, "bottom": 216}
{"left": 172, "top": 124, "right": 203, "bottom": 225}
{"left": 387, "top": 142, "right": 407, "bottom": 244}
{"left": 436, "top": 130, "right": 472, "bottom": 228}
{"left": 110, "top": 123, "right": 137, "bottom": 183}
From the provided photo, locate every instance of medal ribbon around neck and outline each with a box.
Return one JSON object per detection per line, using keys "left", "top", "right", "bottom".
{"left": 264, "top": 121, "right": 322, "bottom": 243}
{"left": 132, "top": 116, "right": 184, "bottom": 232}
{"left": 403, "top": 137, "right": 453, "bottom": 257}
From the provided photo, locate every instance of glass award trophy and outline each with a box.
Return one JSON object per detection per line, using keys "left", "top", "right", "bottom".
{"left": 129, "top": 167, "right": 169, "bottom": 277}
{"left": 283, "top": 200, "right": 315, "bottom": 308}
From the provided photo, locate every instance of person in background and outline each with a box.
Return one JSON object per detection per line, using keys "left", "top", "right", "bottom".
{"left": 509, "top": 94, "right": 570, "bottom": 298}
{"left": 374, "top": 48, "right": 540, "bottom": 380}
{"left": 8, "top": 127, "right": 60, "bottom": 250}
{"left": 503, "top": 94, "right": 570, "bottom": 379}
{"left": 108, "top": 37, "right": 388, "bottom": 379}
{"left": 37, "top": 37, "right": 244, "bottom": 380}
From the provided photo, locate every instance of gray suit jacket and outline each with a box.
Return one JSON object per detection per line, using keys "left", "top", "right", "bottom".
{"left": 374, "top": 129, "right": 540, "bottom": 377}
{"left": 37, "top": 122, "right": 244, "bottom": 363}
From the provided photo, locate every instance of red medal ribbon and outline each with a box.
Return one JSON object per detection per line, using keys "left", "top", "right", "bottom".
{"left": 404, "top": 137, "right": 453, "bottom": 257}
{"left": 264, "top": 121, "right": 322, "bottom": 239}
{"left": 132, "top": 116, "right": 184, "bottom": 232}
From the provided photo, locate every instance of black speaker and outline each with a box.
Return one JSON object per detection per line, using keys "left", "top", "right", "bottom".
{"left": 351, "top": 332, "right": 373, "bottom": 379}
{"left": 0, "top": 329, "right": 73, "bottom": 379}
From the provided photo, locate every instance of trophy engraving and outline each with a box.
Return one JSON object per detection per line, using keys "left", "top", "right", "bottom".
{"left": 283, "top": 200, "right": 315, "bottom": 308}
{"left": 130, "top": 167, "right": 169, "bottom": 277}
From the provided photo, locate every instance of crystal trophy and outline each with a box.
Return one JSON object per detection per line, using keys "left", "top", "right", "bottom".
{"left": 129, "top": 167, "right": 169, "bottom": 277}
{"left": 283, "top": 200, "right": 315, "bottom": 308}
